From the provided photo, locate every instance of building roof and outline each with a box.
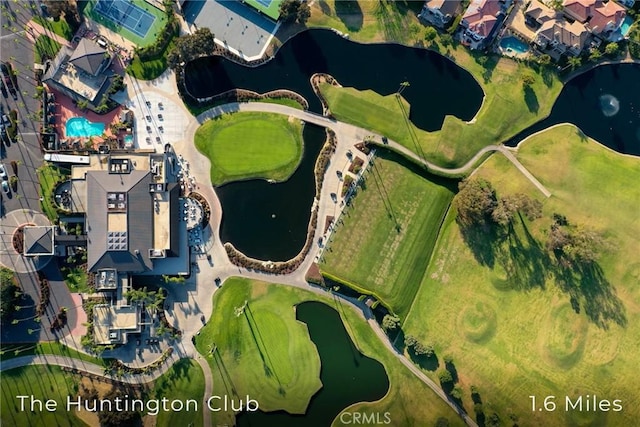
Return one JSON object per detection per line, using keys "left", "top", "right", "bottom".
{"left": 526, "top": 0, "right": 559, "bottom": 23}
{"left": 563, "top": 0, "right": 597, "bottom": 22}
{"left": 93, "top": 304, "right": 141, "bottom": 344}
{"left": 69, "top": 38, "right": 108, "bottom": 76}
{"left": 537, "top": 18, "right": 590, "bottom": 49}
{"left": 23, "top": 226, "right": 55, "bottom": 256}
{"left": 463, "top": 0, "right": 503, "bottom": 37}
{"left": 590, "top": 0, "right": 626, "bottom": 33}
{"left": 85, "top": 167, "right": 154, "bottom": 273}
{"left": 425, "top": 0, "right": 462, "bottom": 16}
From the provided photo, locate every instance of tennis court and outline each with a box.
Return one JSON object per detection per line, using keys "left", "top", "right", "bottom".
{"left": 94, "top": 0, "right": 156, "bottom": 38}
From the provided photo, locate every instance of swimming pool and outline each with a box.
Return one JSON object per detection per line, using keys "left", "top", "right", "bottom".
{"left": 500, "top": 36, "right": 529, "bottom": 54}
{"left": 621, "top": 16, "right": 634, "bottom": 37}
{"left": 124, "top": 135, "right": 133, "bottom": 145}
{"left": 65, "top": 117, "right": 105, "bottom": 138}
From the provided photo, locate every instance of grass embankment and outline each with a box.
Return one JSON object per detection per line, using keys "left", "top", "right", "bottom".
{"left": 194, "top": 112, "right": 303, "bottom": 186}
{"left": 0, "top": 341, "right": 105, "bottom": 365}
{"left": 403, "top": 125, "right": 640, "bottom": 426}
{"left": 33, "top": 16, "right": 73, "bottom": 40}
{"left": 1, "top": 365, "right": 86, "bottom": 426}
{"left": 126, "top": 39, "right": 175, "bottom": 80}
{"left": 320, "top": 151, "right": 455, "bottom": 318}
{"left": 1, "top": 359, "right": 204, "bottom": 427}
{"left": 150, "top": 359, "right": 205, "bottom": 427}
{"left": 309, "top": 1, "right": 562, "bottom": 168}
{"left": 195, "top": 277, "right": 464, "bottom": 427}
{"left": 34, "top": 34, "right": 62, "bottom": 63}
{"left": 36, "top": 162, "right": 68, "bottom": 221}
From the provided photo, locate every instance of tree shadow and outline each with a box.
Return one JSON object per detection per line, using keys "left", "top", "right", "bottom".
{"left": 245, "top": 304, "right": 285, "bottom": 392}
{"left": 409, "top": 350, "right": 440, "bottom": 371}
{"left": 318, "top": 0, "right": 330, "bottom": 15}
{"left": 459, "top": 222, "right": 497, "bottom": 268}
{"left": 445, "top": 360, "right": 458, "bottom": 383}
{"left": 335, "top": 0, "right": 363, "bottom": 31}
{"left": 524, "top": 86, "right": 539, "bottom": 113}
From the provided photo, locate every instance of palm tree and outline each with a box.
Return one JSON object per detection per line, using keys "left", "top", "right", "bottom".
{"left": 568, "top": 56, "right": 581, "bottom": 70}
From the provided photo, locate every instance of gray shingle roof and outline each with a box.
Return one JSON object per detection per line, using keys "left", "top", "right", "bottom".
{"left": 23, "top": 226, "right": 54, "bottom": 255}
{"left": 69, "top": 38, "right": 107, "bottom": 76}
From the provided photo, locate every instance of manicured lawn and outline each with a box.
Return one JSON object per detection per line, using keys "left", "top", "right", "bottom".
{"left": 0, "top": 342, "right": 107, "bottom": 365}
{"left": 194, "top": 112, "right": 304, "bottom": 186}
{"left": 36, "top": 162, "right": 69, "bottom": 222}
{"left": 195, "top": 278, "right": 464, "bottom": 426}
{"left": 194, "top": 277, "right": 323, "bottom": 426}
{"left": 151, "top": 359, "right": 204, "bottom": 427}
{"left": 63, "top": 266, "right": 91, "bottom": 293}
{"left": 307, "top": 0, "right": 424, "bottom": 44}
{"left": 34, "top": 34, "right": 62, "bottom": 63}
{"left": 33, "top": 16, "right": 73, "bottom": 40}
{"left": 320, "top": 151, "right": 456, "bottom": 318}
{"left": 310, "top": 0, "right": 563, "bottom": 168}
{"left": 126, "top": 39, "right": 174, "bottom": 80}
{"left": 1, "top": 365, "right": 85, "bottom": 426}
{"left": 403, "top": 125, "right": 640, "bottom": 426}
{"left": 82, "top": 0, "right": 167, "bottom": 47}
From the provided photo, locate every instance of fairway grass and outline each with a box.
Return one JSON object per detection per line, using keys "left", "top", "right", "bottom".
{"left": 195, "top": 278, "right": 464, "bottom": 426}
{"left": 403, "top": 125, "right": 640, "bottom": 426}
{"left": 195, "top": 112, "right": 303, "bottom": 186}
{"left": 320, "top": 150, "right": 456, "bottom": 318}
{"left": 1, "top": 365, "right": 85, "bottom": 426}
{"left": 151, "top": 359, "right": 204, "bottom": 427}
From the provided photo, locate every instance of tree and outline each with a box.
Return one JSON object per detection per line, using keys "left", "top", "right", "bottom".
{"left": 404, "top": 334, "right": 418, "bottom": 348}
{"left": 279, "top": 0, "right": 310, "bottom": 24}
{"left": 567, "top": 55, "right": 582, "bottom": 70}
{"left": 440, "top": 33, "right": 453, "bottom": 47}
{"left": 605, "top": 42, "right": 619, "bottom": 56}
{"left": 450, "top": 385, "right": 463, "bottom": 399}
{"left": 424, "top": 26, "right": 437, "bottom": 44}
{"left": 538, "top": 54, "right": 551, "bottom": 66}
{"left": 453, "top": 178, "right": 497, "bottom": 227}
{"left": 491, "top": 193, "right": 542, "bottom": 226}
{"left": 1, "top": 268, "right": 21, "bottom": 324}
{"left": 413, "top": 341, "right": 435, "bottom": 357}
{"left": 381, "top": 314, "right": 401, "bottom": 332}
{"left": 438, "top": 369, "right": 453, "bottom": 385}
{"left": 97, "top": 389, "right": 141, "bottom": 427}
{"left": 167, "top": 28, "right": 216, "bottom": 69}
{"left": 435, "top": 417, "right": 450, "bottom": 427}
{"left": 588, "top": 48, "right": 602, "bottom": 62}
{"left": 521, "top": 71, "right": 536, "bottom": 87}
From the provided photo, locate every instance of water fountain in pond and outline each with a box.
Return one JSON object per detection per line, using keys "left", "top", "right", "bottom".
{"left": 599, "top": 94, "right": 620, "bottom": 117}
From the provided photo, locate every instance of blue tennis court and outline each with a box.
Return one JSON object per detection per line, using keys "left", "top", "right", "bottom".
{"left": 94, "top": 0, "right": 156, "bottom": 38}
{"left": 254, "top": 0, "right": 273, "bottom": 7}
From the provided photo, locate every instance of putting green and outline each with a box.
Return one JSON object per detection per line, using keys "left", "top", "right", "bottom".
{"left": 195, "top": 112, "right": 303, "bottom": 186}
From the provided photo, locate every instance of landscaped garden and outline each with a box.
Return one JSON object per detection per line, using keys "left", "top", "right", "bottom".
{"left": 194, "top": 112, "right": 304, "bottom": 186}
{"left": 33, "top": 15, "right": 73, "bottom": 40}
{"left": 320, "top": 150, "right": 456, "bottom": 318}
{"left": 36, "top": 162, "right": 69, "bottom": 221}
{"left": 195, "top": 277, "right": 464, "bottom": 426}
{"left": 34, "top": 34, "right": 61, "bottom": 63}
{"left": 401, "top": 124, "right": 640, "bottom": 425}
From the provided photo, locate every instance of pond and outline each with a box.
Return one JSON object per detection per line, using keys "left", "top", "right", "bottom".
{"left": 215, "top": 123, "right": 325, "bottom": 261}
{"left": 507, "top": 63, "right": 640, "bottom": 155}
{"left": 185, "top": 29, "right": 484, "bottom": 132}
{"left": 236, "top": 300, "right": 390, "bottom": 427}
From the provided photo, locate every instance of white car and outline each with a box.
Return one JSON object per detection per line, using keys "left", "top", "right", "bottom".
{"left": 0, "top": 163, "right": 7, "bottom": 180}
{"left": 2, "top": 180, "right": 9, "bottom": 194}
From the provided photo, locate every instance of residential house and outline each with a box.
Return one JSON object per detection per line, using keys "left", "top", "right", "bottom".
{"left": 535, "top": 18, "right": 590, "bottom": 55}
{"left": 460, "top": 0, "right": 506, "bottom": 49}
{"left": 562, "top": 0, "right": 626, "bottom": 40}
{"left": 419, "top": 0, "right": 463, "bottom": 29}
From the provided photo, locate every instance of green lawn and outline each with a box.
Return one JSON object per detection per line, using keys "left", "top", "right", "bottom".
{"left": 33, "top": 16, "right": 73, "bottom": 40}
{"left": 151, "top": 359, "right": 204, "bottom": 427}
{"left": 195, "top": 277, "right": 464, "bottom": 426}
{"left": 403, "top": 125, "right": 640, "bottom": 426}
{"left": 1, "top": 365, "right": 86, "bottom": 427}
{"left": 126, "top": 39, "right": 175, "bottom": 80}
{"left": 36, "top": 162, "right": 69, "bottom": 221}
{"left": 34, "top": 34, "right": 62, "bottom": 63}
{"left": 320, "top": 151, "right": 456, "bottom": 318}
{"left": 82, "top": 0, "right": 167, "bottom": 47}
{"left": 0, "top": 341, "right": 107, "bottom": 365}
{"left": 194, "top": 112, "right": 304, "bottom": 186}
{"left": 63, "top": 266, "right": 91, "bottom": 293}
{"left": 310, "top": 0, "right": 563, "bottom": 169}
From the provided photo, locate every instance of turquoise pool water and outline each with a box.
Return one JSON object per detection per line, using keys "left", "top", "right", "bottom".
{"left": 621, "top": 16, "right": 634, "bottom": 37}
{"left": 124, "top": 135, "right": 133, "bottom": 145}
{"left": 500, "top": 36, "right": 529, "bottom": 54}
{"left": 65, "top": 117, "right": 105, "bottom": 138}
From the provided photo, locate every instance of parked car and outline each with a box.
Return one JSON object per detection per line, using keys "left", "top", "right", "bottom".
{"left": 1, "top": 114, "right": 10, "bottom": 127}
{"left": 2, "top": 180, "right": 9, "bottom": 194}
{"left": 0, "top": 163, "right": 7, "bottom": 180}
